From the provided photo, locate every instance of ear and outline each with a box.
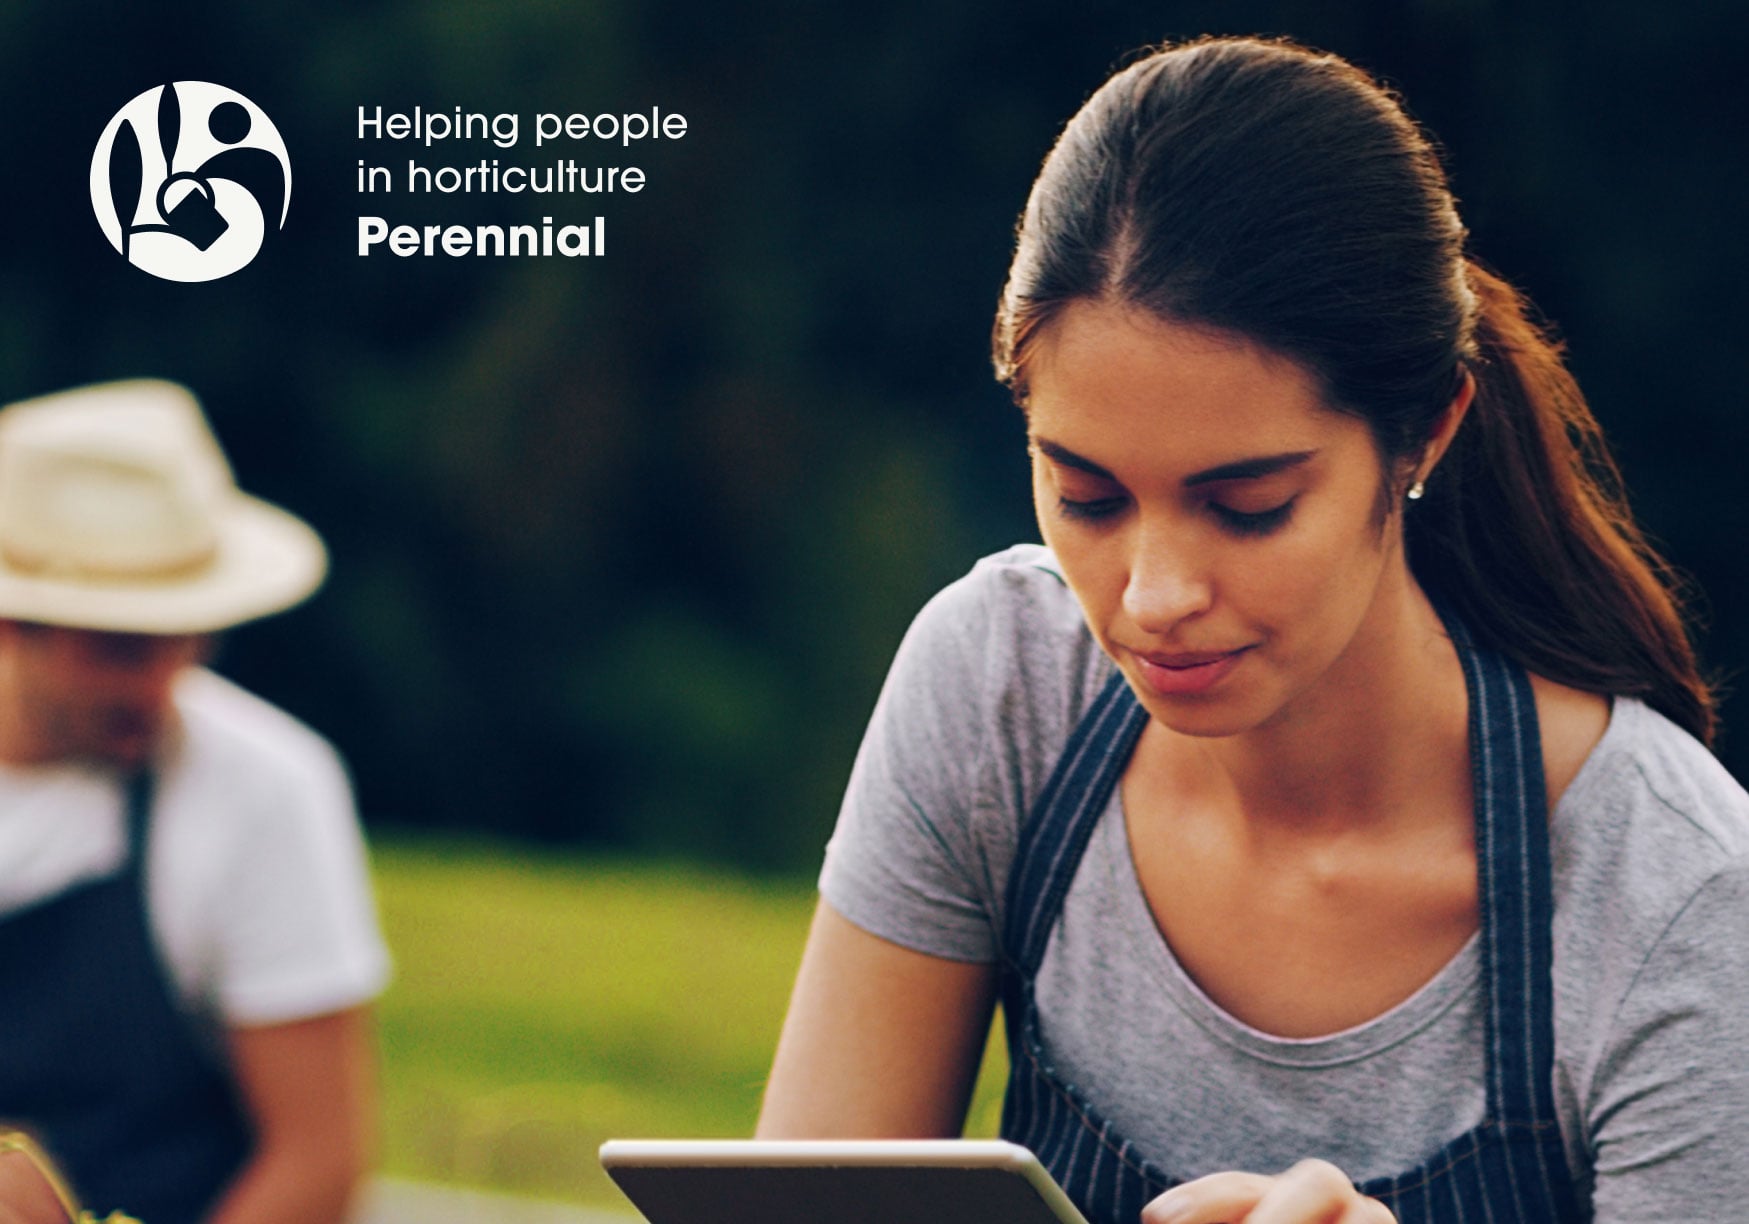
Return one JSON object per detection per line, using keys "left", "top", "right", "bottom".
{"left": 1412, "top": 368, "right": 1476, "bottom": 486}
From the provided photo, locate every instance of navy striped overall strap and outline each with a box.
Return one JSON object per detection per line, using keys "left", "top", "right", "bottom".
{"left": 124, "top": 768, "right": 153, "bottom": 870}
{"left": 1002, "top": 668, "right": 1147, "bottom": 977}
{"left": 1442, "top": 613, "right": 1562, "bottom": 1130}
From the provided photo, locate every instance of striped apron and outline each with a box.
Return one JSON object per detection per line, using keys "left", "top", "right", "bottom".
{"left": 0, "top": 772, "right": 253, "bottom": 1223}
{"left": 998, "top": 615, "right": 1585, "bottom": 1223}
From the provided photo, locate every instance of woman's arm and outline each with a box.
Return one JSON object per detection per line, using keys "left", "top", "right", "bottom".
{"left": 1585, "top": 860, "right": 1749, "bottom": 1219}
{"left": 758, "top": 900, "right": 998, "bottom": 1138}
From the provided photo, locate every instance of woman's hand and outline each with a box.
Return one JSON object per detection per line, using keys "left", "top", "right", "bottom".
{"left": 1141, "top": 1160, "right": 1395, "bottom": 1224}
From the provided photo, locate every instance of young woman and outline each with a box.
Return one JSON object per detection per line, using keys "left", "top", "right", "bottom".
{"left": 758, "top": 36, "right": 1749, "bottom": 1224}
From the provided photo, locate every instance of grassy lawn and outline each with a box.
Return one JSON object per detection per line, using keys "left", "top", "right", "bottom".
{"left": 372, "top": 836, "right": 1007, "bottom": 1210}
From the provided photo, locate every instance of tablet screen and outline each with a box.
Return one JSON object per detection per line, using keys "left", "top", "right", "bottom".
{"left": 599, "top": 1139, "right": 1090, "bottom": 1224}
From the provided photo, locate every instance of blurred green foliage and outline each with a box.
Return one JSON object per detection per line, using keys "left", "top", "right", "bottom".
{"left": 3, "top": 2, "right": 1745, "bottom": 866}
{"left": 372, "top": 836, "right": 1007, "bottom": 1206}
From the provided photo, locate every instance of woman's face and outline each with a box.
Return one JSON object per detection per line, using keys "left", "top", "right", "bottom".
{"left": 1026, "top": 299, "right": 1415, "bottom": 739}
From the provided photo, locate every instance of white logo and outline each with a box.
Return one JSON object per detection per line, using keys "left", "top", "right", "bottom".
{"left": 90, "top": 82, "right": 291, "bottom": 282}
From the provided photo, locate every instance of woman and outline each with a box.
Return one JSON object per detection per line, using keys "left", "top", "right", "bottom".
{"left": 758, "top": 35, "right": 1749, "bottom": 1224}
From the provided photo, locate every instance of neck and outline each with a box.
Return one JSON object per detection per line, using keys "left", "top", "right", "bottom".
{"left": 1180, "top": 572, "right": 1469, "bottom": 834}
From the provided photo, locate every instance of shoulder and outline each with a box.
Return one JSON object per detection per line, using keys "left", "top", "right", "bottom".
{"left": 906, "top": 543, "right": 1075, "bottom": 643}
{"left": 1552, "top": 697, "right": 1749, "bottom": 1074}
{"left": 1549, "top": 699, "right": 1749, "bottom": 1206}
{"left": 160, "top": 668, "right": 353, "bottom": 830}
{"left": 150, "top": 671, "right": 387, "bottom": 1022}
{"left": 901, "top": 543, "right": 1111, "bottom": 727}
{"left": 1554, "top": 697, "right": 1748, "bottom": 950}
{"left": 876, "top": 544, "right": 1112, "bottom": 805}
{"left": 819, "top": 546, "right": 1111, "bottom": 962}
{"left": 1553, "top": 696, "right": 1749, "bottom": 891}
{"left": 152, "top": 668, "right": 361, "bottom": 867}
{"left": 170, "top": 664, "right": 348, "bottom": 769}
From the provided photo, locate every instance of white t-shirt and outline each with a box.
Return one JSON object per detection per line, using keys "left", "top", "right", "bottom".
{"left": 0, "top": 668, "right": 391, "bottom": 1028}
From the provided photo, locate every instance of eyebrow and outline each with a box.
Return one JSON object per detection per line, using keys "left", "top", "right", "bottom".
{"left": 1032, "top": 439, "right": 1317, "bottom": 486}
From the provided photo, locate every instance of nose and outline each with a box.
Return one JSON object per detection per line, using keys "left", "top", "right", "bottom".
{"left": 1122, "top": 518, "right": 1213, "bottom": 633}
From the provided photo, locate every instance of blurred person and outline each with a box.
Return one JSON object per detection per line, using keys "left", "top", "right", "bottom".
{"left": 759, "top": 35, "right": 1749, "bottom": 1224}
{"left": 0, "top": 381, "right": 390, "bottom": 1224}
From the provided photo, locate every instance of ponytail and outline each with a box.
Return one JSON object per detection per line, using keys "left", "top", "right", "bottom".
{"left": 1408, "top": 260, "right": 1715, "bottom": 744}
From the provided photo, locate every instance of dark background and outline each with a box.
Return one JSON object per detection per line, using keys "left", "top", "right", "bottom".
{"left": 3, "top": 1, "right": 1745, "bottom": 868}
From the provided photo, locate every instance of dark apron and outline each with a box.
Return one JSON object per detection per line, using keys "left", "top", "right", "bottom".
{"left": 998, "top": 614, "right": 1586, "bottom": 1223}
{"left": 0, "top": 771, "right": 253, "bottom": 1223}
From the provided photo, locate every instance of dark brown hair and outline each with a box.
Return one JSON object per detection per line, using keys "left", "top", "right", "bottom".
{"left": 993, "top": 35, "right": 1714, "bottom": 744}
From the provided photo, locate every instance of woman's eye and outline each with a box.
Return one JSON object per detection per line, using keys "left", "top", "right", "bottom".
{"left": 1057, "top": 495, "right": 1128, "bottom": 523}
{"left": 1210, "top": 499, "right": 1295, "bottom": 536}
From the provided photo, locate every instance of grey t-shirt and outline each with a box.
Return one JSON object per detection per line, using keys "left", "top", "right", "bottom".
{"left": 820, "top": 544, "right": 1749, "bottom": 1221}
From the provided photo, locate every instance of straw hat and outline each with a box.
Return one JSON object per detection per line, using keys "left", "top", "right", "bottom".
{"left": 0, "top": 380, "right": 327, "bottom": 634}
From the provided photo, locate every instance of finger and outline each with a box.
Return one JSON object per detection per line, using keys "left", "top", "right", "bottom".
{"left": 1244, "top": 1160, "right": 1396, "bottom": 1224}
{"left": 1141, "top": 1170, "right": 1275, "bottom": 1223}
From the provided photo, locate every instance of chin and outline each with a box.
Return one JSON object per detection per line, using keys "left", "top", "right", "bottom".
{"left": 1153, "top": 711, "right": 1267, "bottom": 740}
{"left": 79, "top": 731, "right": 160, "bottom": 770}
{"left": 1124, "top": 679, "right": 1270, "bottom": 740}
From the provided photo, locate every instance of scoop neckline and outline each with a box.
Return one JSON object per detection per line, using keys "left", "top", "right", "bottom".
{"left": 1099, "top": 693, "right": 1630, "bottom": 1066}
{"left": 1102, "top": 797, "right": 1481, "bottom": 1066}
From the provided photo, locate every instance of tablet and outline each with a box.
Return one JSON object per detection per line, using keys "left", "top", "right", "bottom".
{"left": 598, "top": 1139, "right": 1090, "bottom": 1224}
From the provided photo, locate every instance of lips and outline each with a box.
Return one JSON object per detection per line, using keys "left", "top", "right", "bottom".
{"left": 1128, "top": 645, "right": 1251, "bottom": 696}
{"left": 1140, "top": 649, "right": 1235, "bottom": 668}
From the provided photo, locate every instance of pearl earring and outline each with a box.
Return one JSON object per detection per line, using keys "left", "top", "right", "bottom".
{"left": 1407, "top": 479, "right": 1426, "bottom": 501}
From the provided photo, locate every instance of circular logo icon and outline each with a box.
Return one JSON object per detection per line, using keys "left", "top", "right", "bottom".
{"left": 90, "top": 82, "right": 291, "bottom": 282}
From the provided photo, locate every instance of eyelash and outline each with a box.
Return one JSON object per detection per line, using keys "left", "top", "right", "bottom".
{"left": 1055, "top": 496, "right": 1296, "bottom": 537}
{"left": 1055, "top": 496, "right": 1127, "bottom": 523}
{"left": 1210, "top": 500, "right": 1295, "bottom": 536}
